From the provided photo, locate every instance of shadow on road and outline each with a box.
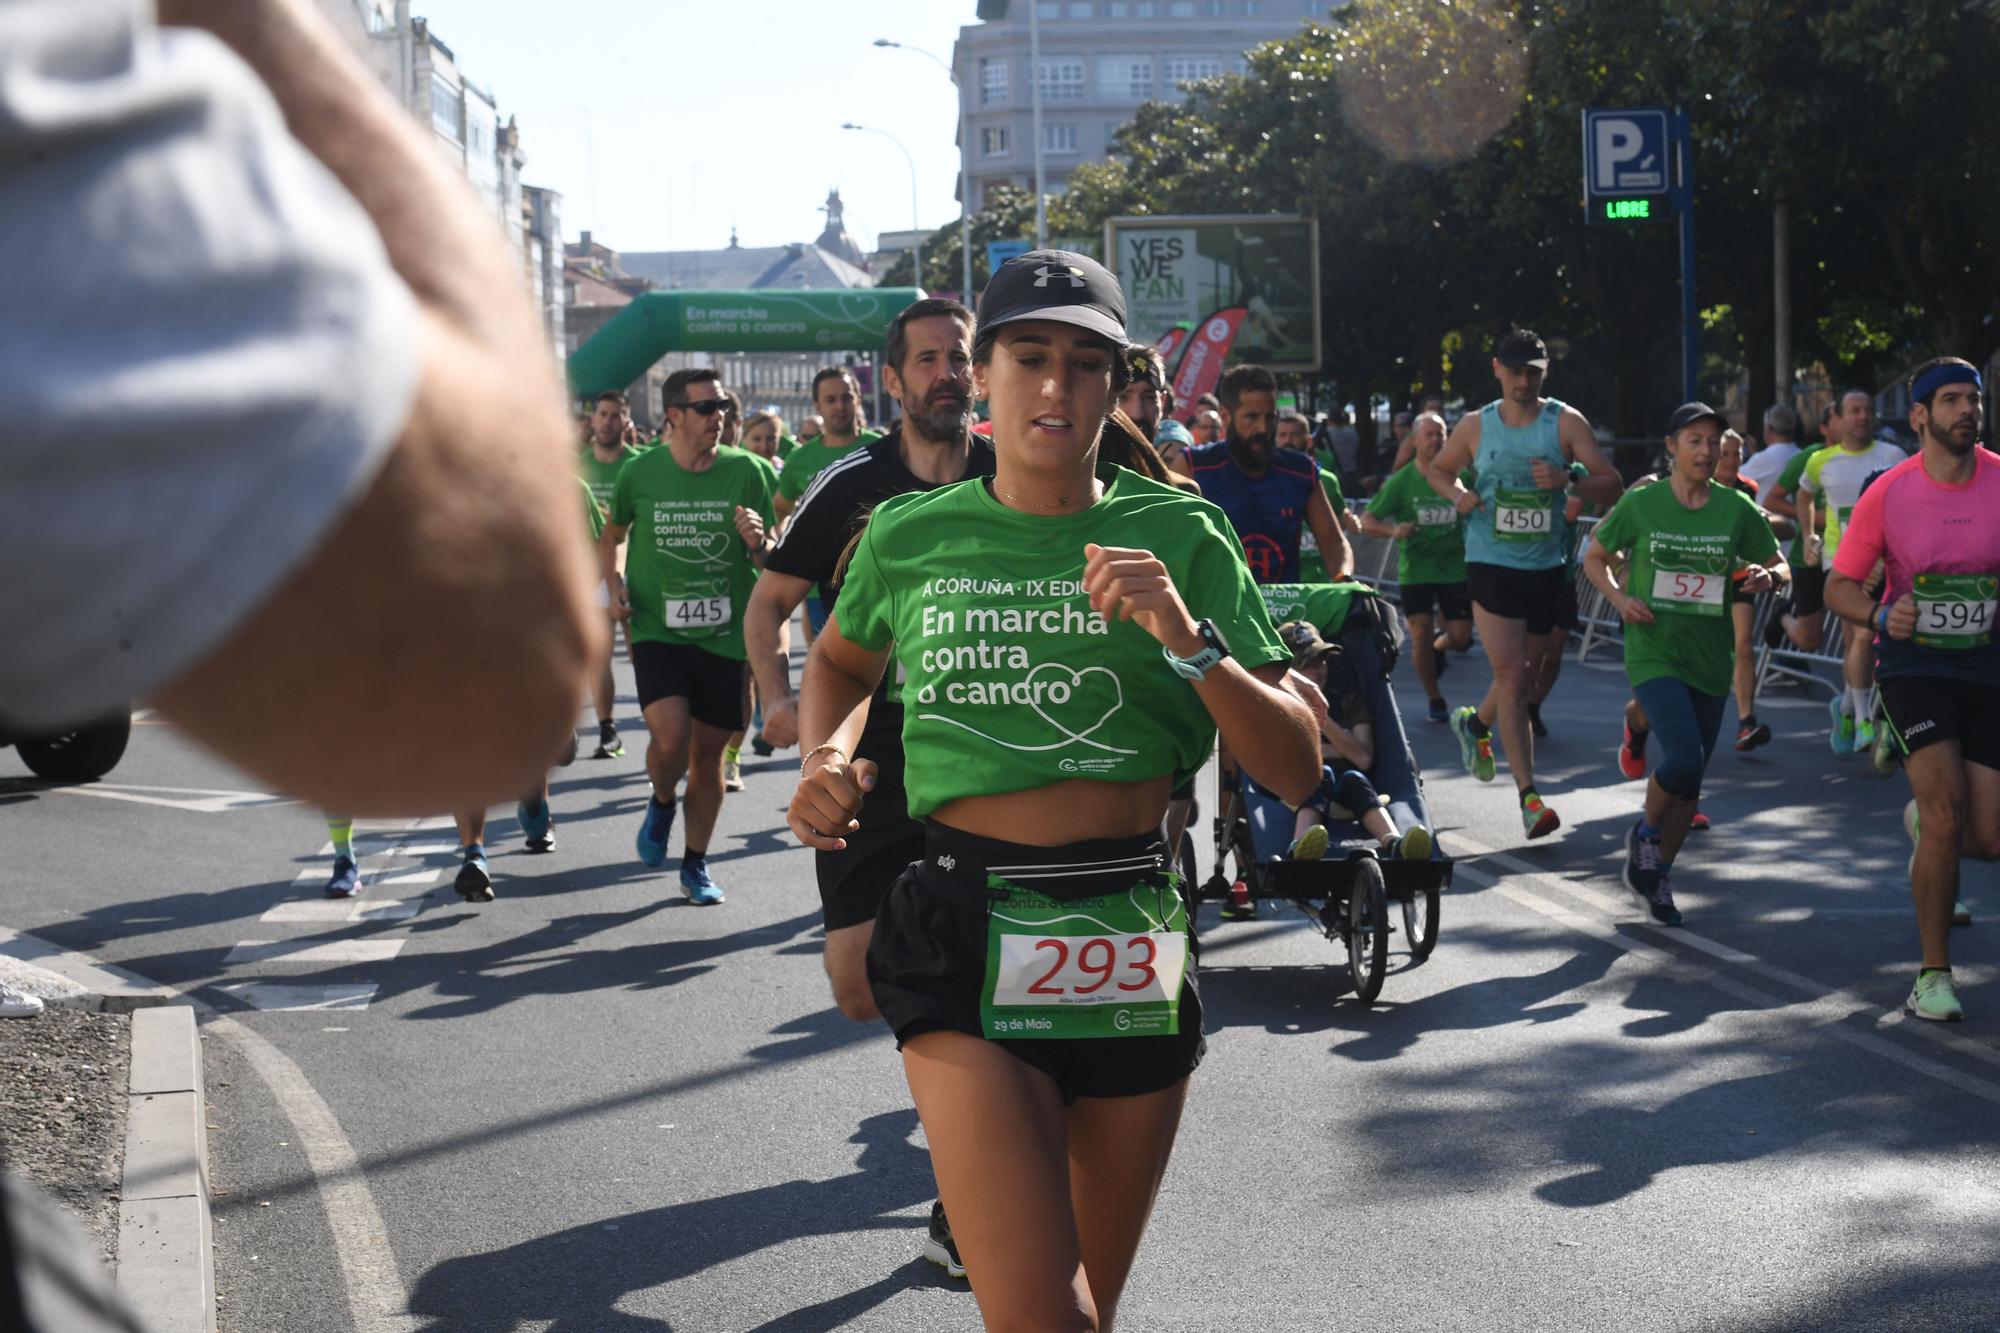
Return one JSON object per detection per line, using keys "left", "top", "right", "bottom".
{"left": 405, "top": 1109, "right": 953, "bottom": 1332}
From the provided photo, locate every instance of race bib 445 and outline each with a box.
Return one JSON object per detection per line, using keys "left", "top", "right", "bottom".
{"left": 981, "top": 877, "right": 1188, "bottom": 1040}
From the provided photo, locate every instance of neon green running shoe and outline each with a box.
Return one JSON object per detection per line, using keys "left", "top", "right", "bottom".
{"left": 1288, "top": 825, "right": 1329, "bottom": 862}
{"left": 1397, "top": 825, "right": 1433, "bottom": 861}
{"left": 1906, "top": 970, "right": 1964, "bottom": 1022}
{"left": 1450, "top": 706, "right": 1481, "bottom": 776}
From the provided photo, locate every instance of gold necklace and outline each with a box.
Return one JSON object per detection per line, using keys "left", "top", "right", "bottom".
{"left": 991, "top": 477, "right": 1099, "bottom": 512}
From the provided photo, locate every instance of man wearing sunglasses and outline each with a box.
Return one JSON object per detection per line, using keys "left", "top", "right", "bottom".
{"left": 601, "top": 368, "right": 775, "bottom": 903}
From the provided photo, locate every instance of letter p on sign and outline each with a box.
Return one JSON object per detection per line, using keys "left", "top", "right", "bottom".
{"left": 1593, "top": 119, "right": 1642, "bottom": 190}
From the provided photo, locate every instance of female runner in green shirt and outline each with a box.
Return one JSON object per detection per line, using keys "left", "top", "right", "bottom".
{"left": 1584, "top": 403, "right": 1785, "bottom": 926}
{"left": 787, "top": 252, "right": 1320, "bottom": 1331}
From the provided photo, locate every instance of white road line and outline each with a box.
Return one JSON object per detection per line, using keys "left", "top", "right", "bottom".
{"left": 224, "top": 939, "right": 407, "bottom": 965}
{"left": 218, "top": 983, "right": 379, "bottom": 1011}
{"left": 316, "top": 841, "right": 459, "bottom": 859}
{"left": 51, "top": 783, "right": 294, "bottom": 814}
{"left": 291, "top": 868, "right": 442, "bottom": 889}
{"left": 1451, "top": 842, "right": 2000, "bottom": 1102}
{"left": 259, "top": 899, "right": 426, "bottom": 925}
{"left": 202, "top": 1013, "right": 421, "bottom": 1331}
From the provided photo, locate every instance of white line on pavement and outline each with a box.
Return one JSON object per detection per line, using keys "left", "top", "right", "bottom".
{"left": 218, "top": 983, "right": 380, "bottom": 1011}
{"left": 50, "top": 783, "right": 295, "bottom": 814}
{"left": 224, "top": 939, "right": 407, "bottom": 965}
{"left": 203, "top": 1014, "right": 420, "bottom": 1332}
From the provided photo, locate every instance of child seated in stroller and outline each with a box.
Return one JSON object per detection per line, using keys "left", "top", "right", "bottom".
{"left": 1277, "top": 619, "right": 1433, "bottom": 865}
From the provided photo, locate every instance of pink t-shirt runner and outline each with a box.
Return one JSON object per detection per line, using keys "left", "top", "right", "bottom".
{"left": 1834, "top": 447, "right": 2000, "bottom": 681}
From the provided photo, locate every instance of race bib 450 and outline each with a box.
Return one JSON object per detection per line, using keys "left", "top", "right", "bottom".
{"left": 980, "top": 876, "right": 1188, "bottom": 1040}
{"left": 1493, "top": 487, "right": 1554, "bottom": 541}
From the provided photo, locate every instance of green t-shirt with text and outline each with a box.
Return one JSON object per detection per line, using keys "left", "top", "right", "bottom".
{"left": 1257, "top": 582, "right": 1372, "bottom": 640}
{"left": 1364, "top": 462, "right": 1467, "bottom": 586}
{"left": 578, "top": 444, "right": 641, "bottom": 518}
{"left": 1296, "top": 466, "right": 1349, "bottom": 583}
{"left": 835, "top": 472, "right": 1289, "bottom": 817}
{"left": 610, "top": 444, "right": 776, "bottom": 659}
{"left": 777, "top": 430, "right": 883, "bottom": 502}
{"left": 1590, "top": 480, "right": 1778, "bottom": 697}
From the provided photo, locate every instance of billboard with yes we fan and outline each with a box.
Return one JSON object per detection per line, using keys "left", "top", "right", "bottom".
{"left": 1105, "top": 215, "right": 1322, "bottom": 374}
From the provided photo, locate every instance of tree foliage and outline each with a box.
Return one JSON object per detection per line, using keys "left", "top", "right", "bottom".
{"left": 917, "top": 0, "right": 2000, "bottom": 436}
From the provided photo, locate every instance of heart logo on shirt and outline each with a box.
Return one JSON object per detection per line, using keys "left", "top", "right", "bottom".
{"left": 1024, "top": 663, "right": 1125, "bottom": 746}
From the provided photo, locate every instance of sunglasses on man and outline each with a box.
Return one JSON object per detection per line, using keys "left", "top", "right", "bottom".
{"left": 668, "top": 399, "right": 728, "bottom": 416}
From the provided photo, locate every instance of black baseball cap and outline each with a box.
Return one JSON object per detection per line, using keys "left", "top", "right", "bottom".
{"left": 1494, "top": 328, "right": 1549, "bottom": 369}
{"left": 1666, "top": 401, "right": 1728, "bottom": 435}
{"left": 976, "top": 249, "right": 1129, "bottom": 347}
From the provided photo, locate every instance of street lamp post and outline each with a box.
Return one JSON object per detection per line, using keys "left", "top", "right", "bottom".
{"left": 841, "top": 123, "right": 921, "bottom": 289}
{"left": 873, "top": 38, "right": 973, "bottom": 302}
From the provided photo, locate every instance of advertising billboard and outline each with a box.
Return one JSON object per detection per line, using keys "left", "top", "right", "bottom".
{"left": 1104, "top": 215, "right": 1321, "bottom": 372}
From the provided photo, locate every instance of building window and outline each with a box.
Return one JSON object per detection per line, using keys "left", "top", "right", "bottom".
{"left": 1069, "top": 1, "right": 1094, "bottom": 14}
{"left": 1096, "top": 54, "right": 1154, "bottom": 100}
{"left": 1169, "top": 0, "right": 1195, "bottom": 14}
{"left": 1038, "top": 57, "right": 1086, "bottom": 102}
{"left": 430, "top": 73, "right": 463, "bottom": 142}
{"left": 980, "top": 56, "right": 1009, "bottom": 105}
{"left": 1163, "top": 55, "right": 1224, "bottom": 85}
{"left": 982, "top": 126, "right": 1011, "bottom": 157}
{"left": 1035, "top": 0, "right": 1060, "bottom": 16}
{"left": 1043, "top": 123, "right": 1078, "bottom": 153}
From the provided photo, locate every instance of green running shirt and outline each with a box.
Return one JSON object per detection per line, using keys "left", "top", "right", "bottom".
{"left": 610, "top": 444, "right": 776, "bottom": 659}
{"left": 577, "top": 444, "right": 641, "bottom": 518}
{"left": 1364, "top": 462, "right": 1468, "bottom": 586}
{"left": 1590, "top": 479, "right": 1779, "bottom": 697}
{"left": 834, "top": 471, "right": 1290, "bottom": 817}
{"left": 777, "top": 430, "right": 883, "bottom": 503}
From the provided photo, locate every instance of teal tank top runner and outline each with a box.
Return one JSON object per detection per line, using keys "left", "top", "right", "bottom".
{"left": 1464, "top": 398, "right": 1569, "bottom": 570}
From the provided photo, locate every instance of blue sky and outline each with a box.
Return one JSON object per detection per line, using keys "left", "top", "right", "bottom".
{"left": 414, "top": 0, "right": 974, "bottom": 255}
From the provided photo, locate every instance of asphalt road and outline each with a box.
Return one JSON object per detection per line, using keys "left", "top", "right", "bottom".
{"left": 3, "top": 638, "right": 1998, "bottom": 1332}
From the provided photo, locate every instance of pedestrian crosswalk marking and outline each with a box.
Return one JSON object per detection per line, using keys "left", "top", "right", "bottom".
{"left": 219, "top": 983, "right": 379, "bottom": 1012}
{"left": 224, "top": 939, "right": 407, "bottom": 965}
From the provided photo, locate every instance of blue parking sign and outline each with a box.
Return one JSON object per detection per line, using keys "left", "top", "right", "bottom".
{"left": 1582, "top": 108, "right": 1670, "bottom": 197}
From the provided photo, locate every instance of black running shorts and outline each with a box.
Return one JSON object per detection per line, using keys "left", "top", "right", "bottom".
{"left": 816, "top": 747, "right": 922, "bottom": 931}
{"left": 1880, "top": 676, "right": 2000, "bottom": 770}
{"left": 1552, "top": 573, "right": 1582, "bottom": 634}
{"left": 1792, "top": 565, "right": 1827, "bottom": 617}
{"left": 1464, "top": 562, "right": 1566, "bottom": 636}
{"left": 1401, "top": 581, "right": 1473, "bottom": 623}
{"left": 631, "top": 640, "right": 746, "bottom": 731}
{"left": 867, "top": 823, "right": 1205, "bottom": 1104}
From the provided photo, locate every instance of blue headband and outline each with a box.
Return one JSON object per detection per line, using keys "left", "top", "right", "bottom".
{"left": 1912, "top": 362, "right": 1982, "bottom": 405}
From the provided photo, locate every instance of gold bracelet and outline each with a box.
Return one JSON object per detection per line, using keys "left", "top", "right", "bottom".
{"left": 800, "top": 743, "right": 846, "bottom": 776}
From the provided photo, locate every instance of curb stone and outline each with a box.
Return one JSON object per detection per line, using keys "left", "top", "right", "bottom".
{"left": 120, "top": 1005, "right": 216, "bottom": 1333}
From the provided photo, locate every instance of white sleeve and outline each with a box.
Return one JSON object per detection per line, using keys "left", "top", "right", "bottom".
{"left": 0, "top": 1, "right": 419, "bottom": 727}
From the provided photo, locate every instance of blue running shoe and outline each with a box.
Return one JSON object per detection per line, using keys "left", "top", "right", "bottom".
{"left": 1427, "top": 697, "right": 1450, "bottom": 725}
{"left": 324, "top": 855, "right": 361, "bottom": 899}
{"left": 636, "top": 798, "right": 675, "bottom": 867}
{"left": 680, "top": 856, "right": 724, "bottom": 905}
{"left": 518, "top": 799, "right": 554, "bottom": 853}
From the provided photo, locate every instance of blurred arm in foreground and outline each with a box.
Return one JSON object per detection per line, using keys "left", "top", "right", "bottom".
{"left": 0, "top": 0, "right": 601, "bottom": 812}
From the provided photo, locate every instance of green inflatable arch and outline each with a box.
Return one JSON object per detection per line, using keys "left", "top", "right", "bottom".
{"left": 565, "top": 288, "right": 924, "bottom": 397}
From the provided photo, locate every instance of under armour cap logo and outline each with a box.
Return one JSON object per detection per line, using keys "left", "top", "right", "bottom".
{"left": 1033, "top": 265, "right": 1086, "bottom": 288}
{"left": 937, "top": 854, "right": 957, "bottom": 871}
